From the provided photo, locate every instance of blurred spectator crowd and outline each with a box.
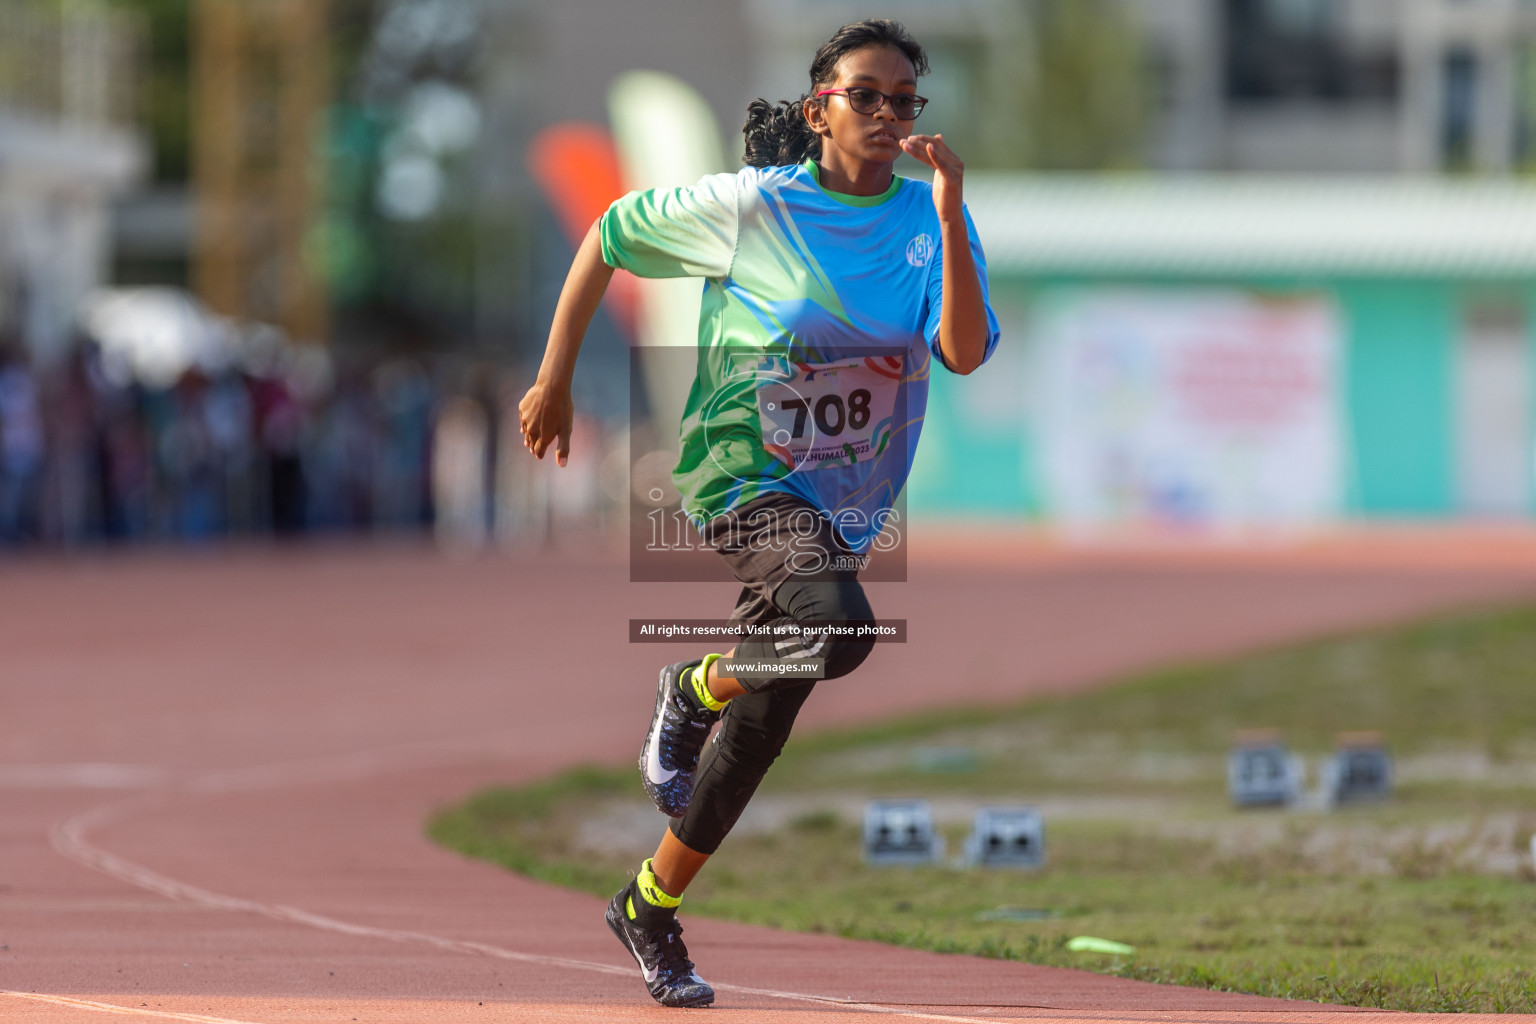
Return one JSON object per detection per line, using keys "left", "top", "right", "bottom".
{"left": 0, "top": 335, "right": 467, "bottom": 549}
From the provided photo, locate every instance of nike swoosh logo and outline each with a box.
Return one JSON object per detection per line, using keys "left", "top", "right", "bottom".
{"left": 628, "top": 945, "right": 660, "bottom": 983}
{"left": 644, "top": 695, "right": 677, "bottom": 786}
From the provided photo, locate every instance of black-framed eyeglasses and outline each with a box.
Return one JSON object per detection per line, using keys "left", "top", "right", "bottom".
{"left": 815, "top": 87, "right": 928, "bottom": 121}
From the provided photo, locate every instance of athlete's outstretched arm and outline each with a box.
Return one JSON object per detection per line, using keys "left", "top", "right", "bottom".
{"left": 901, "top": 133, "right": 989, "bottom": 375}
{"left": 518, "top": 220, "right": 614, "bottom": 465}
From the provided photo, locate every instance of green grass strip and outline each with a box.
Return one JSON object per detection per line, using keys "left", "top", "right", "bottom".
{"left": 429, "top": 600, "right": 1536, "bottom": 1013}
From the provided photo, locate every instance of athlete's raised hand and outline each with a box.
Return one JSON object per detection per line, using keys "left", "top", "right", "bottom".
{"left": 518, "top": 379, "right": 573, "bottom": 466}
{"left": 901, "top": 133, "right": 964, "bottom": 223}
{"left": 901, "top": 133, "right": 987, "bottom": 374}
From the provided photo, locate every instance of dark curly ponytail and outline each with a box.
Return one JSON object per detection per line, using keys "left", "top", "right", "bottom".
{"left": 742, "top": 98, "right": 821, "bottom": 167}
{"left": 741, "top": 18, "right": 928, "bottom": 168}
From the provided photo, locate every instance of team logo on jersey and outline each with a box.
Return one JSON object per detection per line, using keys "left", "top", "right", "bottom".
{"left": 905, "top": 233, "right": 934, "bottom": 267}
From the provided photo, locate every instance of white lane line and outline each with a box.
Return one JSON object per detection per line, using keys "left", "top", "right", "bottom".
{"left": 1, "top": 990, "right": 265, "bottom": 1023}
{"left": 718, "top": 984, "right": 1012, "bottom": 1023}
{"left": 0, "top": 764, "right": 172, "bottom": 789}
{"left": 52, "top": 791, "right": 999, "bottom": 1024}
{"left": 0, "top": 730, "right": 533, "bottom": 793}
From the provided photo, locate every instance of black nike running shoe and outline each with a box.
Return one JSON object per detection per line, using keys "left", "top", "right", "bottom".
{"left": 606, "top": 881, "right": 715, "bottom": 1008}
{"left": 639, "top": 660, "right": 721, "bottom": 818}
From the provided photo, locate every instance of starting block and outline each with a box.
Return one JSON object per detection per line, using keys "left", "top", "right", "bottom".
{"left": 862, "top": 800, "right": 943, "bottom": 865}
{"left": 962, "top": 807, "right": 1046, "bottom": 868}
{"left": 1324, "top": 732, "right": 1392, "bottom": 803}
{"left": 1228, "top": 730, "right": 1303, "bottom": 807}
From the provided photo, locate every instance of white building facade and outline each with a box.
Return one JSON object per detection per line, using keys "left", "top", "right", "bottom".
{"left": 0, "top": 6, "right": 146, "bottom": 364}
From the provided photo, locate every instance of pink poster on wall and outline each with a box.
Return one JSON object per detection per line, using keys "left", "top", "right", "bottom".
{"left": 1031, "top": 290, "right": 1344, "bottom": 530}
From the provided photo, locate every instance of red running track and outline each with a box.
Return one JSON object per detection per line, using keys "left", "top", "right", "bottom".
{"left": 5, "top": 529, "right": 1536, "bottom": 1023}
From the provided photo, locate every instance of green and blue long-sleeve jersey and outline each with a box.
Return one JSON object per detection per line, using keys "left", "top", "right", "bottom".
{"left": 601, "top": 159, "right": 1001, "bottom": 552}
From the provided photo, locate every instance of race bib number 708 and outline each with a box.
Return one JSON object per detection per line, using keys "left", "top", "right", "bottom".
{"left": 757, "top": 355, "right": 903, "bottom": 471}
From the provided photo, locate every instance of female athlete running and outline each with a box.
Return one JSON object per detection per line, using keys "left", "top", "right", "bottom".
{"left": 519, "top": 18, "right": 999, "bottom": 1007}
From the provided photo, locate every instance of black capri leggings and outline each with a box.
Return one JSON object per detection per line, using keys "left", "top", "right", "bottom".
{"left": 670, "top": 493, "right": 877, "bottom": 854}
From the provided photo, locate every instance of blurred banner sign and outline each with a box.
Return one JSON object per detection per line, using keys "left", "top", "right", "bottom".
{"left": 527, "top": 124, "right": 639, "bottom": 340}
{"left": 1032, "top": 290, "right": 1343, "bottom": 529}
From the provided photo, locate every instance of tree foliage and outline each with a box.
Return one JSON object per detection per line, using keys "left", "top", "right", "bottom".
{"left": 1020, "top": 0, "right": 1149, "bottom": 170}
